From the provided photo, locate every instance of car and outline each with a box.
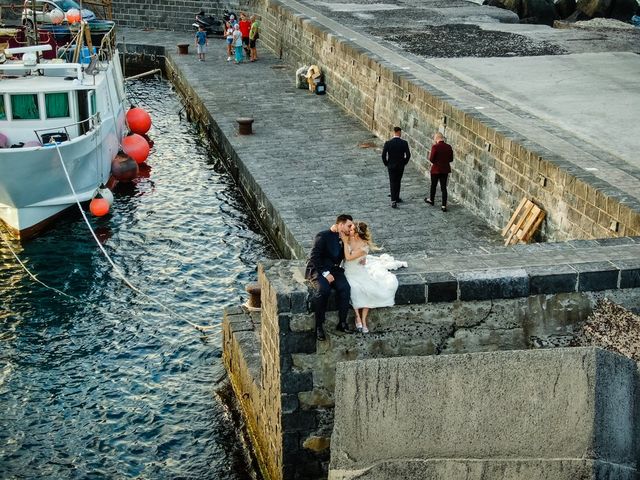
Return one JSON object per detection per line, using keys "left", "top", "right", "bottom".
{"left": 22, "top": 0, "right": 96, "bottom": 27}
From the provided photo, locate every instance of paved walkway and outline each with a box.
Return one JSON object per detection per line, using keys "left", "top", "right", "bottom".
{"left": 118, "top": 15, "right": 639, "bottom": 295}
{"left": 294, "top": 0, "right": 640, "bottom": 206}
{"left": 121, "top": 29, "right": 502, "bottom": 257}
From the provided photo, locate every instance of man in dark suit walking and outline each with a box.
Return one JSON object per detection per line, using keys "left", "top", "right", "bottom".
{"left": 382, "top": 126, "right": 411, "bottom": 208}
{"left": 305, "top": 214, "right": 354, "bottom": 340}
{"left": 424, "top": 132, "right": 454, "bottom": 212}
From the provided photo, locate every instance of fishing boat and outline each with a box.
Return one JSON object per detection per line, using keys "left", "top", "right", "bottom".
{"left": 0, "top": 23, "right": 127, "bottom": 239}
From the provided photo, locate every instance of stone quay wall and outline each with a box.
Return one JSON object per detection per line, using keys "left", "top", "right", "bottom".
{"left": 223, "top": 259, "right": 640, "bottom": 480}
{"left": 245, "top": 0, "right": 640, "bottom": 241}
{"left": 110, "top": 0, "right": 236, "bottom": 32}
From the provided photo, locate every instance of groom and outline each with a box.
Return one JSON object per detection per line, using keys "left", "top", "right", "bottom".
{"left": 305, "top": 214, "right": 354, "bottom": 340}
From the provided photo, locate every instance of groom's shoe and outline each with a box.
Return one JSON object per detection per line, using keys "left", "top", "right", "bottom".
{"left": 391, "top": 201, "right": 398, "bottom": 209}
{"left": 316, "top": 325, "right": 327, "bottom": 341}
{"left": 336, "top": 322, "right": 351, "bottom": 333}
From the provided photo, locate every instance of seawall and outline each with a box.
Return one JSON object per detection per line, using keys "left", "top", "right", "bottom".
{"left": 115, "top": 3, "right": 640, "bottom": 477}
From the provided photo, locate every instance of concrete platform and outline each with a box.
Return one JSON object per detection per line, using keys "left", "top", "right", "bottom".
{"left": 330, "top": 348, "right": 640, "bottom": 480}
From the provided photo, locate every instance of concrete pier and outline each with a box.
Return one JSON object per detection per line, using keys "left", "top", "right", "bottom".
{"left": 116, "top": 1, "right": 640, "bottom": 477}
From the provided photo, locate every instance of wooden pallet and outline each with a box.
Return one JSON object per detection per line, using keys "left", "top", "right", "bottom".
{"left": 501, "top": 198, "right": 545, "bottom": 245}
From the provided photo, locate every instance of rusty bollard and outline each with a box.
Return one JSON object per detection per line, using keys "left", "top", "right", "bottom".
{"left": 245, "top": 283, "right": 261, "bottom": 311}
{"left": 237, "top": 117, "right": 254, "bottom": 135}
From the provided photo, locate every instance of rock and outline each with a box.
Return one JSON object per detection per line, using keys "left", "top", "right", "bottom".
{"left": 303, "top": 435, "right": 331, "bottom": 452}
{"left": 554, "top": 0, "right": 577, "bottom": 18}
{"left": 576, "top": 0, "right": 612, "bottom": 16}
{"left": 610, "top": 0, "right": 638, "bottom": 20}
{"left": 501, "top": 0, "right": 559, "bottom": 24}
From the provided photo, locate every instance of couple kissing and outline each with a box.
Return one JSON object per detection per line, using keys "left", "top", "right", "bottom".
{"left": 304, "top": 214, "right": 406, "bottom": 341}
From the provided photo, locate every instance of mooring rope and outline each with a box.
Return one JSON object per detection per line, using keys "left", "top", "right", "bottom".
{"left": 52, "top": 143, "right": 219, "bottom": 333}
{"left": 0, "top": 231, "right": 78, "bottom": 300}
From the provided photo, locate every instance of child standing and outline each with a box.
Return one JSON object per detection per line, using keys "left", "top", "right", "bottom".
{"left": 232, "top": 24, "right": 243, "bottom": 64}
{"left": 225, "top": 22, "right": 234, "bottom": 61}
{"left": 195, "top": 25, "right": 208, "bottom": 62}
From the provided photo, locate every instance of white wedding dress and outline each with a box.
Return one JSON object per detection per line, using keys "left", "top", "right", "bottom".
{"left": 343, "top": 246, "right": 407, "bottom": 309}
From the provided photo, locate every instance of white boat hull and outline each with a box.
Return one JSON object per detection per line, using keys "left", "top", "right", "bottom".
{"left": 0, "top": 126, "right": 121, "bottom": 236}
{"left": 0, "top": 48, "right": 127, "bottom": 239}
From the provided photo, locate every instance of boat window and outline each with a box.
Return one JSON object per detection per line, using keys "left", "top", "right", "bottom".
{"left": 89, "top": 91, "right": 96, "bottom": 115}
{"left": 10, "top": 94, "right": 40, "bottom": 120}
{"left": 45, "top": 92, "right": 70, "bottom": 118}
{"left": 0, "top": 96, "right": 6, "bottom": 120}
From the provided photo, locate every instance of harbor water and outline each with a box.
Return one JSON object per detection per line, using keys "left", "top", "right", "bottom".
{"left": 0, "top": 79, "right": 273, "bottom": 479}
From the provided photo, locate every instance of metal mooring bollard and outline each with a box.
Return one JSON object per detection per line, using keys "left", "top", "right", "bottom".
{"left": 245, "top": 283, "right": 261, "bottom": 310}
{"left": 237, "top": 117, "right": 254, "bottom": 135}
{"left": 177, "top": 44, "right": 189, "bottom": 55}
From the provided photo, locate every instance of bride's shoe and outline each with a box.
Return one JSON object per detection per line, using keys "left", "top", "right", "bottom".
{"left": 355, "top": 320, "right": 363, "bottom": 333}
{"left": 362, "top": 326, "right": 369, "bottom": 334}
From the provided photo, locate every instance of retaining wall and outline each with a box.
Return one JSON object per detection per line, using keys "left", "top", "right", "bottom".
{"left": 223, "top": 259, "right": 640, "bottom": 479}
{"left": 329, "top": 348, "right": 640, "bottom": 480}
{"left": 111, "top": 0, "right": 237, "bottom": 32}
{"left": 245, "top": 0, "right": 640, "bottom": 241}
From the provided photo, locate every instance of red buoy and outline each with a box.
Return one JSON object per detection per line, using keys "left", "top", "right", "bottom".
{"left": 122, "top": 134, "right": 150, "bottom": 164}
{"left": 65, "top": 8, "right": 81, "bottom": 23}
{"left": 126, "top": 108, "right": 152, "bottom": 135}
{"left": 90, "top": 197, "right": 110, "bottom": 217}
{"left": 111, "top": 153, "right": 139, "bottom": 182}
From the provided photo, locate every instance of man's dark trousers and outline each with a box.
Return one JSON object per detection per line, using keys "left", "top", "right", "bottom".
{"left": 388, "top": 166, "right": 405, "bottom": 202}
{"left": 310, "top": 273, "right": 350, "bottom": 330}
{"left": 430, "top": 173, "right": 449, "bottom": 206}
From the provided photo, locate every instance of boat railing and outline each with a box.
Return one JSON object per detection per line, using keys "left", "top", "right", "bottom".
{"left": 33, "top": 112, "right": 101, "bottom": 145}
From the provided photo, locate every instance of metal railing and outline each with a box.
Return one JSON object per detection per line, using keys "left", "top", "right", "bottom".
{"left": 33, "top": 112, "right": 101, "bottom": 144}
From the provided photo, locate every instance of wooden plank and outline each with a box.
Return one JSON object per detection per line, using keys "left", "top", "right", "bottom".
{"left": 505, "top": 201, "right": 535, "bottom": 245}
{"left": 502, "top": 197, "right": 528, "bottom": 236}
{"left": 515, "top": 205, "right": 541, "bottom": 241}
{"left": 522, "top": 211, "right": 546, "bottom": 243}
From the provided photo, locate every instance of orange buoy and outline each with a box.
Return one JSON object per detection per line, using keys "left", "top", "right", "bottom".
{"left": 111, "top": 153, "right": 139, "bottom": 182}
{"left": 65, "top": 8, "right": 81, "bottom": 23}
{"left": 90, "top": 197, "right": 110, "bottom": 217}
{"left": 126, "top": 108, "right": 152, "bottom": 135}
{"left": 122, "top": 134, "right": 150, "bottom": 164}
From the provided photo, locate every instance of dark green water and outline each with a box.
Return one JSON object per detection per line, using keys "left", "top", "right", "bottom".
{"left": 0, "top": 79, "right": 273, "bottom": 479}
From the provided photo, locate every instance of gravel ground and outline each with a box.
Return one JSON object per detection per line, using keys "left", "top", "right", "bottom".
{"left": 376, "top": 24, "right": 566, "bottom": 57}
{"left": 572, "top": 298, "right": 640, "bottom": 363}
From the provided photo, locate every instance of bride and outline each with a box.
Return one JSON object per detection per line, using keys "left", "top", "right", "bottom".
{"left": 340, "top": 221, "right": 405, "bottom": 333}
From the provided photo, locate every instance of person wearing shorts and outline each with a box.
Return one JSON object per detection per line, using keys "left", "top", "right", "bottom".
{"left": 249, "top": 16, "right": 260, "bottom": 62}
{"left": 195, "top": 25, "right": 207, "bottom": 62}
{"left": 238, "top": 13, "right": 252, "bottom": 58}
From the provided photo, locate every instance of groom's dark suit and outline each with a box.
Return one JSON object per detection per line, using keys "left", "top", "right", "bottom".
{"left": 382, "top": 135, "right": 411, "bottom": 204}
{"left": 305, "top": 229, "right": 351, "bottom": 339}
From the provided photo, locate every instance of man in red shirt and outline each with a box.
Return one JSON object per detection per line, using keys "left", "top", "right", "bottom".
{"left": 238, "top": 13, "right": 252, "bottom": 59}
{"left": 424, "top": 132, "right": 453, "bottom": 212}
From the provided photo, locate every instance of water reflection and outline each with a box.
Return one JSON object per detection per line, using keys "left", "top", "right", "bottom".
{"left": 0, "top": 78, "right": 272, "bottom": 479}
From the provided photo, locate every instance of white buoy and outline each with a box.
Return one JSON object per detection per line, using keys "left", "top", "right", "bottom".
{"left": 97, "top": 185, "right": 114, "bottom": 206}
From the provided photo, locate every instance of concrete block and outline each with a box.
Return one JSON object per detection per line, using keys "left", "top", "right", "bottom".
{"left": 394, "top": 274, "right": 426, "bottom": 304}
{"left": 280, "top": 331, "right": 317, "bottom": 354}
{"left": 282, "top": 370, "right": 314, "bottom": 393}
{"left": 526, "top": 264, "right": 577, "bottom": 295}
{"left": 573, "top": 261, "right": 619, "bottom": 292}
{"left": 457, "top": 268, "right": 529, "bottom": 300}
{"left": 424, "top": 271, "right": 458, "bottom": 302}
{"left": 614, "top": 259, "right": 640, "bottom": 289}
{"left": 330, "top": 348, "right": 640, "bottom": 480}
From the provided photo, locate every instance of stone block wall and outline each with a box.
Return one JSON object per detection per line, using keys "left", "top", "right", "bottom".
{"left": 245, "top": 0, "right": 640, "bottom": 241}
{"left": 110, "top": 0, "right": 236, "bottom": 31}
{"left": 223, "top": 259, "right": 640, "bottom": 480}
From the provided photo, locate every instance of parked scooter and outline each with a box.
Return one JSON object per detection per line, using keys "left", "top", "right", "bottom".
{"left": 193, "top": 10, "right": 224, "bottom": 36}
